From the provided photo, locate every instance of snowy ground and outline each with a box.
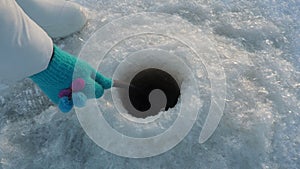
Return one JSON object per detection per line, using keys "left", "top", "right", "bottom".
{"left": 0, "top": 0, "right": 299, "bottom": 169}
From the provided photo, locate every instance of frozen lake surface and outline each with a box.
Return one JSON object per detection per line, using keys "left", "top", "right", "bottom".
{"left": 0, "top": 0, "right": 299, "bottom": 168}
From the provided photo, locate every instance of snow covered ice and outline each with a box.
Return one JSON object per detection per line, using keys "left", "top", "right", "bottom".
{"left": 0, "top": 0, "right": 299, "bottom": 169}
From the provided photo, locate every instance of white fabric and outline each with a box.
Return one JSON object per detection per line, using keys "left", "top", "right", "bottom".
{"left": 0, "top": 0, "right": 53, "bottom": 84}
{"left": 17, "top": 0, "right": 86, "bottom": 38}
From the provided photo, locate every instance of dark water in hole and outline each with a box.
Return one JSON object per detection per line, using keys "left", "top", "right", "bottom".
{"left": 129, "top": 68, "right": 180, "bottom": 113}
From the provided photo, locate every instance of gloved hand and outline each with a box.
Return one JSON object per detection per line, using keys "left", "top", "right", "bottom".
{"left": 30, "top": 45, "right": 112, "bottom": 113}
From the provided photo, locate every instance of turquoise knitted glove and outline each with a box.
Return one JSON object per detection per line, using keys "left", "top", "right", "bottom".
{"left": 30, "top": 45, "right": 112, "bottom": 113}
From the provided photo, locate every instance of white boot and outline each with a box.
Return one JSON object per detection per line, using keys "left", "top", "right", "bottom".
{"left": 16, "top": 0, "right": 87, "bottom": 38}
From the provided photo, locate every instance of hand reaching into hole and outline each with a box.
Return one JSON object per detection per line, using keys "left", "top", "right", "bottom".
{"left": 30, "top": 45, "right": 112, "bottom": 113}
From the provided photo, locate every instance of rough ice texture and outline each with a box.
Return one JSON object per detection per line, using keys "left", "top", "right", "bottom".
{"left": 0, "top": 0, "right": 299, "bottom": 169}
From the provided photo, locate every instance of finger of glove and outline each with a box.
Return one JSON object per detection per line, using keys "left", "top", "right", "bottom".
{"left": 93, "top": 71, "right": 112, "bottom": 89}
{"left": 81, "top": 78, "right": 104, "bottom": 99}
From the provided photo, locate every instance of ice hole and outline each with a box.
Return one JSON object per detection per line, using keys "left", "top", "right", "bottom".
{"left": 127, "top": 68, "right": 180, "bottom": 118}
{"left": 111, "top": 48, "right": 188, "bottom": 122}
